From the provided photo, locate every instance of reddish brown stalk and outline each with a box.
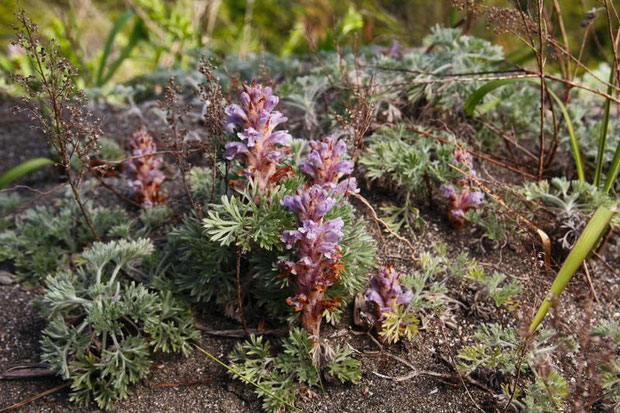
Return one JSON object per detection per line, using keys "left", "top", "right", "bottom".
{"left": 160, "top": 78, "right": 200, "bottom": 215}
{"left": 13, "top": 10, "right": 100, "bottom": 240}
{"left": 236, "top": 247, "right": 249, "bottom": 336}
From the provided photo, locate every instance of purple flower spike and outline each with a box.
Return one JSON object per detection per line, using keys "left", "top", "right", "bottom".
{"left": 299, "top": 136, "right": 358, "bottom": 195}
{"left": 279, "top": 184, "right": 344, "bottom": 342}
{"left": 223, "top": 80, "right": 292, "bottom": 194}
{"left": 364, "top": 265, "right": 413, "bottom": 327}
{"left": 124, "top": 127, "right": 165, "bottom": 207}
{"left": 442, "top": 148, "right": 484, "bottom": 229}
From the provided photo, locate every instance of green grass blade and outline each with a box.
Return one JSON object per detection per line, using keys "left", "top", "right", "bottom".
{"left": 546, "top": 89, "right": 585, "bottom": 182}
{"left": 593, "top": 67, "right": 615, "bottom": 187}
{"left": 96, "top": 10, "right": 136, "bottom": 87}
{"left": 0, "top": 158, "right": 54, "bottom": 189}
{"left": 529, "top": 206, "right": 615, "bottom": 332}
{"left": 463, "top": 78, "right": 528, "bottom": 117}
{"left": 603, "top": 141, "right": 620, "bottom": 194}
{"left": 99, "top": 17, "right": 145, "bottom": 86}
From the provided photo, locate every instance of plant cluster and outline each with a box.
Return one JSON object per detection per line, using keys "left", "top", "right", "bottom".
{"left": 458, "top": 319, "right": 620, "bottom": 411}
{"left": 360, "top": 125, "right": 488, "bottom": 231}
{"left": 192, "top": 81, "right": 375, "bottom": 409}
{"left": 360, "top": 125, "right": 454, "bottom": 185}
{"left": 39, "top": 238, "right": 198, "bottom": 409}
{"left": 228, "top": 329, "right": 360, "bottom": 412}
{"left": 523, "top": 177, "right": 617, "bottom": 249}
{"left": 201, "top": 81, "right": 374, "bottom": 324}
{"left": 0, "top": 188, "right": 127, "bottom": 284}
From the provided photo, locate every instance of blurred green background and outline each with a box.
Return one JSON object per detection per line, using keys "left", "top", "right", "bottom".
{"left": 0, "top": 0, "right": 614, "bottom": 89}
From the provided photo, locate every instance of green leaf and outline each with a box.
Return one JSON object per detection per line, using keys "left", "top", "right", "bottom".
{"left": 96, "top": 11, "right": 136, "bottom": 86}
{"left": 339, "top": 6, "right": 363, "bottom": 37}
{"left": 463, "top": 78, "right": 529, "bottom": 117}
{"left": 546, "top": 89, "right": 585, "bottom": 182}
{"left": 529, "top": 206, "right": 615, "bottom": 332}
{"left": 594, "top": 66, "right": 616, "bottom": 187}
{"left": 0, "top": 158, "right": 54, "bottom": 189}
{"left": 603, "top": 141, "right": 620, "bottom": 194}
{"left": 96, "top": 12, "right": 146, "bottom": 86}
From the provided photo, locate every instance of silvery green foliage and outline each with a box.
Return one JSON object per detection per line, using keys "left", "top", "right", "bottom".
{"left": 359, "top": 124, "right": 460, "bottom": 234}
{"left": 590, "top": 320, "right": 620, "bottom": 407}
{"left": 457, "top": 324, "right": 560, "bottom": 376}
{"left": 281, "top": 74, "right": 331, "bottom": 135}
{"left": 39, "top": 238, "right": 199, "bottom": 410}
{"left": 228, "top": 328, "right": 361, "bottom": 412}
{"left": 455, "top": 324, "right": 620, "bottom": 411}
{"left": 523, "top": 177, "right": 617, "bottom": 249}
{"left": 467, "top": 320, "right": 620, "bottom": 412}
{"left": 0, "top": 193, "right": 128, "bottom": 284}
{"left": 360, "top": 124, "right": 457, "bottom": 198}
{"left": 0, "top": 192, "right": 22, "bottom": 231}
{"left": 406, "top": 26, "right": 504, "bottom": 109}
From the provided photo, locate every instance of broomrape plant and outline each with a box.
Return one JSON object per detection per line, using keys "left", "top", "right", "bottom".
{"left": 280, "top": 184, "right": 345, "bottom": 344}
{"left": 124, "top": 127, "right": 165, "bottom": 207}
{"left": 364, "top": 265, "right": 418, "bottom": 344}
{"left": 223, "top": 80, "right": 293, "bottom": 196}
{"left": 440, "top": 148, "right": 484, "bottom": 229}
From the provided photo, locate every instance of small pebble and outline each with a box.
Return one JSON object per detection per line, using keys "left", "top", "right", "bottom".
{"left": 0, "top": 271, "right": 16, "bottom": 285}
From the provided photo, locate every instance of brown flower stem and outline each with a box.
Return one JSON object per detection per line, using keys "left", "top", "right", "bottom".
{"left": 235, "top": 246, "right": 249, "bottom": 336}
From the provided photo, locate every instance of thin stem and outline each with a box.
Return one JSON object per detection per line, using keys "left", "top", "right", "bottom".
{"left": 235, "top": 246, "right": 249, "bottom": 336}
{"left": 537, "top": 0, "right": 547, "bottom": 180}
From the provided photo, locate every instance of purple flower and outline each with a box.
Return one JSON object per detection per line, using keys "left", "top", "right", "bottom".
{"left": 279, "top": 184, "right": 344, "bottom": 341}
{"left": 223, "top": 81, "right": 292, "bottom": 194}
{"left": 281, "top": 185, "right": 336, "bottom": 223}
{"left": 442, "top": 148, "right": 484, "bottom": 229}
{"left": 364, "top": 265, "right": 413, "bottom": 326}
{"left": 124, "top": 128, "right": 165, "bottom": 207}
{"left": 440, "top": 184, "right": 456, "bottom": 199}
{"left": 299, "top": 136, "right": 359, "bottom": 195}
{"left": 385, "top": 40, "right": 403, "bottom": 59}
